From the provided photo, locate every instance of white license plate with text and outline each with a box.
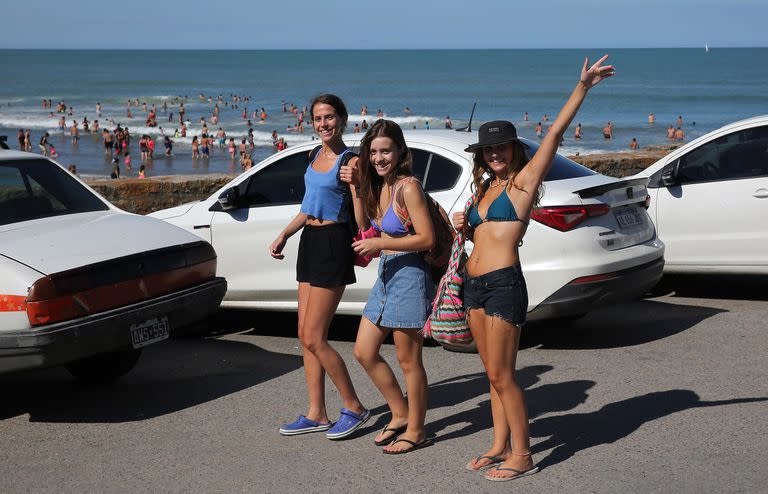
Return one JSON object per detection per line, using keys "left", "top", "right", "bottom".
{"left": 614, "top": 207, "right": 642, "bottom": 228}
{"left": 130, "top": 316, "right": 169, "bottom": 349}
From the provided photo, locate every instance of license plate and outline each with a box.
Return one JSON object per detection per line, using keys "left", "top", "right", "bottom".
{"left": 614, "top": 207, "right": 642, "bottom": 228}
{"left": 130, "top": 316, "right": 169, "bottom": 349}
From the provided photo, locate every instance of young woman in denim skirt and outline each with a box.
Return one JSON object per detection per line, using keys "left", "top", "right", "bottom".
{"left": 452, "top": 56, "right": 614, "bottom": 481}
{"left": 339, "top": 119, "right": 436, "bottom": 454}
{"left": 270, "top": 94, "right": 370, "bottom": 440}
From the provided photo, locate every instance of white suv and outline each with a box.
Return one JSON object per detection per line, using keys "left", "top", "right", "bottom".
{"left": 151, "top": 130, "right": 664, "bottom": 321}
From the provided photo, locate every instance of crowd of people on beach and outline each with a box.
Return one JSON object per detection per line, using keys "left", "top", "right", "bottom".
{"left": 19, "top": 78, "right": 695, "bottom": 182}
{"left": 259, "top": 55, "right": 616, "bottom": 483}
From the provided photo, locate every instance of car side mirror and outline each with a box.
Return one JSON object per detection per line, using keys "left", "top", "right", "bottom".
{"left": 216, "top": 179, "right": 250, "bottom": 211}
{"left": 660, "top": 160, "right": 680, "bottom": 187}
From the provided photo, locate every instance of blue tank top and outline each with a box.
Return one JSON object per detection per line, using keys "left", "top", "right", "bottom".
{"left": 300, "top": 148, "right": 351, "bottom": 223}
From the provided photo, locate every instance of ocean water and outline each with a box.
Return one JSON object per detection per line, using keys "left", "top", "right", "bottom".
{"left": 1, "top": 48, "right": 767, "bottom": 177}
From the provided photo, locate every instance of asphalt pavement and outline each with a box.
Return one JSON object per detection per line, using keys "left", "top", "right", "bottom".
{"left": 1, "top": 276, "right": 767, "bottom": 493}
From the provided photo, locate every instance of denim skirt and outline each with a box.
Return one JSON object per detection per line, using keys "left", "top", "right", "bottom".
{"left": 363, "top": 252, "right": 436, "bottom": 329}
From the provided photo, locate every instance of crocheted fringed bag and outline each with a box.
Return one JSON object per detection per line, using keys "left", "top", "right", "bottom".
{"left": 422, "top": 195, "right": 475, "bottom": 347}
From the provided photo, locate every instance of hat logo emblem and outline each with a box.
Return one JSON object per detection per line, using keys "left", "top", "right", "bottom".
{"left": 488, "top": 127, "right": 500, "bottom": 133}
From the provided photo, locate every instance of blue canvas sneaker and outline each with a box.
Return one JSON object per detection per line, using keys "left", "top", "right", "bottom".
{"left": 326, "top": 408, "right": 371, "bottom": 440}
{"left": 279, "top": 415, "right": 332, "bottom": 436}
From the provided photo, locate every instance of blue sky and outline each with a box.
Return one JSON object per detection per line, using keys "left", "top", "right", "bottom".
{"left": 1, "top": 0, "right": 765, "bottom": 49}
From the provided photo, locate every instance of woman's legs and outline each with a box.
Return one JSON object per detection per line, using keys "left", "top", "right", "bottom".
{"left": 465, "top": 308, "right": 513, "bottom": 469}
{"left": 297, "top": 282, "right": 327, "bottom": 423}
{"left": 481, "top": 314, "right": 534, "bottom": 479}
{"left": 354, "top": 318, "right": 409, "bottom": 443}
{"left": 298, "top": 284, "right": 365, "bottom": 415}
{"left": 383, "top": 329, "right": 428, "bottom": 452}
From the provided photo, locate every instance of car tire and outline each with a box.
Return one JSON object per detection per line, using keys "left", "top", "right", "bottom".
{"left": 65, "top": 349, "right": 142, "bottom": 384}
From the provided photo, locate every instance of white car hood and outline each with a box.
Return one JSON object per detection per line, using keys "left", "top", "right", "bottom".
{"left": 0, "top": 211, "right": 203, "bottom": 275}
{"left": 147, "top": 201, "right": 201, "bottom": 220}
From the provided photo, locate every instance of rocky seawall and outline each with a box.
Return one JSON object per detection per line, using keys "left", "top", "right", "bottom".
{"left": 85, "top": 147, "right": 677, "bottom": 215}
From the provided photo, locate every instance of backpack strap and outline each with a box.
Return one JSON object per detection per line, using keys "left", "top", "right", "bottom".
{"left": 308, "top": 144, "right": 322, "bottom": 163}
{"left": 335, "top": 149, "right": 358, "bottom": 232}
{"left": 391, "top": 176, "right": 420, "bottom": 231}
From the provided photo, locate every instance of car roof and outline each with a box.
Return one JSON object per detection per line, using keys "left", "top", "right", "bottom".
{"left": 0, "top": 149, "right": 43, "bottom": 161}
{"left": 718, "top": 114, "right": 768, "bottom": 130}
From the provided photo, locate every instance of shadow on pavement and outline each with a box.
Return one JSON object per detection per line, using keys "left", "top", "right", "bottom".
{"left": 531, "top": 390, "right": 768, "bottom": 469}
{"left": 425, "top": 366, "right": 597, "bottom": 443}
{"left": 650, "top": 274, "right": 768, "bottom": 301}
{"left": 522, "top": 299, "right": 725, "bottom": 350}
{"left": 0, "top": 337, "right": 303, "bottom": 423}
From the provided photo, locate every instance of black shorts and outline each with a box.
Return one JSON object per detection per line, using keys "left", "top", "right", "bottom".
{"left": 296, "top": 223, "right": 356, "bottom": 288}
{"left": 464, "top": 264, "right": 528, "bottom": 326}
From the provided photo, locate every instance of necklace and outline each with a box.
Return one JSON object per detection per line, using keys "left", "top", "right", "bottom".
{"left": 489, "top": 178, "right": 509, "bottom": 189}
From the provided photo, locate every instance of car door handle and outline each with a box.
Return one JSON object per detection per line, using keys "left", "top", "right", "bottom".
{"left": 753, "top": 188, "right": 768, "bottom": 198}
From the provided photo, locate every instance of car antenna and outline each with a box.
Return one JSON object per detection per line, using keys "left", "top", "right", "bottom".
{"left": 455, "top": 102, "right": 476, "bottom": 132}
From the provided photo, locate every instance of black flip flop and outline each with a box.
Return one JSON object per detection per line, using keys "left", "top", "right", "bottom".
{"left": 382, "top": 437, "right": 434, "bottom": 455}
{"left": 374, "top": 425, "right": 408, "bottom": 446}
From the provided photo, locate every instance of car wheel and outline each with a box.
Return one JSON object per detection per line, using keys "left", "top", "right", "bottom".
{"left": 65, "top": 349, "right": 142, "bottom": 384}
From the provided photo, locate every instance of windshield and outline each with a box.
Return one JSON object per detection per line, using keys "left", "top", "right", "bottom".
{"left": 0, "top": 159, "right": 109, "bottom": 226}
{"left": 521, "top": 141, "right": 597, "bottom": 181}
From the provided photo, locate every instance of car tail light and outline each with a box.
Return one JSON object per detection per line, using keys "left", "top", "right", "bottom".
{"left": 531, "top": 204, "right": 610, "bottom": 231}
{"left": 24, "top": 242, "right": 217, "bottom": 327}
{"left": 0, "top": 295, "right": 27, "bottom": 312}
{"left": 644, "top": 195, "right": 651, "bottom": 209}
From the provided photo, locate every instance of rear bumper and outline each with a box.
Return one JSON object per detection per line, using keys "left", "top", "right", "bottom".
{"left": 0, "top": 278, "right": 226, "bottom": 374}
{"left": 527, "top": 257, "right": 664, "bottom": 321}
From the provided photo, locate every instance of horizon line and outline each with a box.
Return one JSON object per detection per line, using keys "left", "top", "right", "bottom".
{"left": 1, "top": 46, "right": 766, "bottom": 51}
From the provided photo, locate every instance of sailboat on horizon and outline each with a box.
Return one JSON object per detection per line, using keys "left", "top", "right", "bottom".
{"left": 705, "top": 42, "right": 709, "bottom": 53}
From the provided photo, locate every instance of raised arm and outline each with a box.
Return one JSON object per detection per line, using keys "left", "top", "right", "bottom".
{"left": 517, "top": 55, "right": 614, "bottom": 192}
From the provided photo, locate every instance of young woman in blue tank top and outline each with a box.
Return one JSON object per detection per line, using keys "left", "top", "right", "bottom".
{"left": 270, "top": 94, "right": 370, "bottom": 439}
{"left": 339, "top": 119, "right": 436, "bottom": 454}
{"left": 453, "top": 56, "right": 615, "bottom": 481}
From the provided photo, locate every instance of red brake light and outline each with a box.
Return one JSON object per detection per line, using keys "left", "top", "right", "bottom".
{"left": 531, "top": 204, "right": 610, "bottom": 231}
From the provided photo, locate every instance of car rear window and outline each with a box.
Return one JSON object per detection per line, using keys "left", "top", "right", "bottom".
{"left": 522, "top": 141, "right": 597, "bottom": 181}
{"left": 0, "top": 159, "right": 109, "bottom": 226}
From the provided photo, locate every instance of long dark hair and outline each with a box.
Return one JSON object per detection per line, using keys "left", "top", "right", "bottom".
{"left": 309, "top": 94, "right": 348, "bottom": 131}
{"left": 470, "top": 141, "right": 541, "bottom": 205}
{"left": 358, "top": 120, "right": 412, "bottom": 224}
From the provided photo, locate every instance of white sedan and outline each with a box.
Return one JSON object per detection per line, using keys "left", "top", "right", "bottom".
{"left": 631, "top": 115, "right": 768, "bottom": 274}
{"left": 151, "top": 130, "right": 664, "bottom": 322}
{"left": 0, "top": 150, "right": 227, "bottom": 382}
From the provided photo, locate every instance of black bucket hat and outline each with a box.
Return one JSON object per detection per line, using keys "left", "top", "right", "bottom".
{"left": 464, "top": 120, "right": 528, "bottom": 152}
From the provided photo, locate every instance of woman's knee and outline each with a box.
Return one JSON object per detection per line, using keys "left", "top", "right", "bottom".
{"left": 485, "top": 365, "right": 516, "bottom": 391}
{"left": 396, "top": 349, "right": 424, "bottom": 376}
{"left": 354, "top": 343, "right": 379, "bottom": 369}
{"left": 299, "top": 331, "right": 326, "bottom": 355}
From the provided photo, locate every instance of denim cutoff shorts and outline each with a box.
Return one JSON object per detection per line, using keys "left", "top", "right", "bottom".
{"left": 363, "top": 252, "right": 436, "bottom": 329}
{"left": 464, "top": 264, "right": 529, "bottom": 327}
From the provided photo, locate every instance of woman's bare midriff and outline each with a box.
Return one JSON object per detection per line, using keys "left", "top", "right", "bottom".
{"left": 305, "top": 217, "right": 338, "bottom": 227}
{"left": 466, "top": 222, "right": 527, "bottom": 277}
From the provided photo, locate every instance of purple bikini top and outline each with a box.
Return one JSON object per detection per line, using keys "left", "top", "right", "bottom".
{"left": 371, "top": 202, "right": 408, "bottom": 237}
